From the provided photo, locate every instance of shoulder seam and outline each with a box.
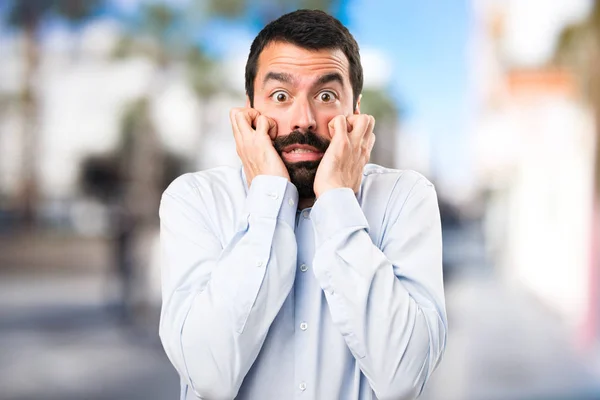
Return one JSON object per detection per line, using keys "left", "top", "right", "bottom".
{"left": 397, "top": 175, "right": 427, "bottom": 216}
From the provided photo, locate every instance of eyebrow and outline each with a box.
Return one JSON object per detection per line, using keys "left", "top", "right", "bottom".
{"left": 262, "top": 72, "right": 294, "bottom": 88}
{"left": 262, "top": 71, "right": 345, "bottom": 89}
{"left": 315, "top": 72, "right": 344, "bottom": 88}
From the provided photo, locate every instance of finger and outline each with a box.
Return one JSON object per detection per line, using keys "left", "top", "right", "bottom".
{"left": 258, "top": 115, "right": 278, "bottom": 140}
{"left": 345, "top": 113, "right": 359, "bottom": 129}
{"left": 230, "top": 108, "right": 247, "bottom": 158}
{"left": 359, "top": 131, "right": 375, "bottom": 165}
{"left": 367, "top": 132, "right": 376, "bottom": 153}
{"left": 255, "top": 115, "right": 274, "bottom": 143}
{"left": 367, "top": 115, "right": 376, "bottom": 138}
{"left": 363, "top": 116, "right": 376, "bottom": 152}
{"left": 330, "top": 115, "right": 350, "bottom": 153}
{"left": 235, "top": 108, "right": 260, "bottom": 130}
{"left": 246, "top": 108, "right": 261, "bottom": 129}
{"left": 328, "top": 115, "right": 348, "bottom": 140}
{"left": 229, "top": 108, "right": 244, "bottom": 139}
{"left": 368, "top": 133, "right": 376, "bottom": 162}
{"left": 347, "top": 114, "right": 370, "bottom": 145}
{"left": 345, "top": 115, "right": 354, "bottom": 133}
{"left": 235, "top": 109, "right": 260, "bottom": 138}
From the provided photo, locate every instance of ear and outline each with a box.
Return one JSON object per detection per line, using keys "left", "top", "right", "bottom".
{"left": 354, "top": 93, "right": 362, "bottom": 114}
{"left": 245, "top": 95, "right": 251, "bottom": 108}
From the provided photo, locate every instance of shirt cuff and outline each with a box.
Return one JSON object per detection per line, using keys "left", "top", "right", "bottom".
{"left": 311, "top": 188, "right": 369, "bottom": 243}
{"left": 245, "top": 175, "right": 298, "bottom": 228}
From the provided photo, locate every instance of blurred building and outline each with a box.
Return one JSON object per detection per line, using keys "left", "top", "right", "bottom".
{"left": 470, "top": 0, "right": 599, "bottom": 351}
{"left": 0, "top": 20, "right": 236, "bottom": 213}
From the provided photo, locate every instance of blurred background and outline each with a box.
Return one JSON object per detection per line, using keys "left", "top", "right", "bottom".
{"left": 1, "top": 0, "right": 600, "bottom": 399}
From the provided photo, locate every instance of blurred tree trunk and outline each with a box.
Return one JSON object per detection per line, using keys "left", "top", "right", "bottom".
{"left": 18, "top": 20, "right": 40, "bottom": 227}
{"left": 6, "top": 0, "right": 102, "bottom": 227}
{"left": 109, "top": 5, "right": 179, "bottom": 318}
{"left": 121, "top": 100, "right": 164, "bottom": 225}
{"left": 113, "top": 4, "right": 178, "bottom": 222}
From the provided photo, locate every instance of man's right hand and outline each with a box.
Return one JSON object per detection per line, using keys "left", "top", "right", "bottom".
{"left": 229, "top": 108, "right": 290, "bottom": 187}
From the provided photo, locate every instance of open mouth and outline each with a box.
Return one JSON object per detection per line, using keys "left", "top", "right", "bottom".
{"left": 281, "top": 144, "right": 324, "bottom": 162}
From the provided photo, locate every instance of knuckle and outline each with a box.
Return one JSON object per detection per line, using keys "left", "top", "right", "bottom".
{"left": 360, "top": 115, "right": 370, "bottom": 127}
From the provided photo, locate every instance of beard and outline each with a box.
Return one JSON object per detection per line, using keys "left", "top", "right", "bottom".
{"left": 273, "top": 130, "right": 330, "bottom": 199}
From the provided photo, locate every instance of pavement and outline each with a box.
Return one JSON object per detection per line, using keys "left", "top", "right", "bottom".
{"left": 420, "top": 274, "right": 600, "bottom": 400}
{"left": 0, "top": 271, "right": 179, "bottom": 400}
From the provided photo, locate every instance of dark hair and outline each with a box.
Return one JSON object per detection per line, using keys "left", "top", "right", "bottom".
{"left": 245, "top": 9, "right": 363, "bottom": 109}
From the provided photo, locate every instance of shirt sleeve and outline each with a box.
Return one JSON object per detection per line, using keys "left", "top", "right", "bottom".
{"left": 310, "top": 177, "right": 447, "bottom": 400}
{"left": 159, "top": 174, "right": 299, "bottom": 400}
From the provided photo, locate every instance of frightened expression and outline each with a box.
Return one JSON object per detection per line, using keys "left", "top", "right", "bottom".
{"left": 249, "top": 41, "right": 360, "bottom": 197}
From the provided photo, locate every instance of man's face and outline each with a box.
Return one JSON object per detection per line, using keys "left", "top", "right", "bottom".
{"left": 250, "top": 41, "right": 359, "bottom": 198}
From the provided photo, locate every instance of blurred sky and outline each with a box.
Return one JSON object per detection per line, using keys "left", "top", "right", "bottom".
{"left": 347, "top": 0, "right": 471, "bottom": 186}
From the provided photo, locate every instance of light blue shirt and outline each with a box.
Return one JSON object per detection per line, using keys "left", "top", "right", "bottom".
{"left": 159, "top": 164, "right": 447, "bottom": 400}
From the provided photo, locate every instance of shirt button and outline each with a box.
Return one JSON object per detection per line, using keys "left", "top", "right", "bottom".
{"left": 288, "top": 198, "right": 295, "bottom": 206}
{"left": 267, "top": 192, "right": 278, "bottom": 200}
{"left": 300, "top": 322, "right": 308, "bottom": 331}
{"left": 300, "top": 263, "right": 308, "bottom": 272}
{"left": 256, "top": 260, "right": 264, "bottom": 267}
{"left": 299, "top": 382, "right": 307, "bottom": 391}
{"left": 302, "top": 210, "right": 310, "bottom": 219}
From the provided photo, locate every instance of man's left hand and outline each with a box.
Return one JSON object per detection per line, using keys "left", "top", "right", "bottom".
{"left": 314, "top": 114, "right": 376, "bottom": 198}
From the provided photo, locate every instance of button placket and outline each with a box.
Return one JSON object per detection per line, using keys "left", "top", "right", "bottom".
{"left": 294, "top": 208, "right": 314, "bottom": 398}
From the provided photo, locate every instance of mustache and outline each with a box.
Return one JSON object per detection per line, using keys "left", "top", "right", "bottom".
{"left": 272, "top": 130, "right": 330, "bottom": 154}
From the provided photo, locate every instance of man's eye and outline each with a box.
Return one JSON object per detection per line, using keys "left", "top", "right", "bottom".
{"left": 271, "top": 91, "right": 288, "bottom": 102}
{"left": 319, "top": 91, "right": 336, "bottom": 103}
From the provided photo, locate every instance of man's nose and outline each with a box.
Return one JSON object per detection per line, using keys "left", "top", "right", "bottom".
{"left": 289, "top": 98, "right": 316, "bottom": 132}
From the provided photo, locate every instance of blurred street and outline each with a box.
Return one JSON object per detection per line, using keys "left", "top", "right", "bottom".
{"left": 0, "top": 234, "right": 179, "bottom": 400}
{"left": 0, "top": 270, "right": 179, "bottom": 400}
{"left": 422, "top": 276, "right": 600, "bottom": 400}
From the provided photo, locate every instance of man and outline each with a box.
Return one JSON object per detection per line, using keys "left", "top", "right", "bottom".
{"left": 159, "top": 9, "right": 447, "bottom": 400}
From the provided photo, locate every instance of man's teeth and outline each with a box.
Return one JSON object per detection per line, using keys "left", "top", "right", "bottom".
{"left": 289, "top": 148, "right": 315, "bottom": 153}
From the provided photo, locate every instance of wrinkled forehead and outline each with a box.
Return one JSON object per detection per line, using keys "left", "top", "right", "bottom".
{"left": 256, "top": 41, "right": 351, "bottom": 88}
